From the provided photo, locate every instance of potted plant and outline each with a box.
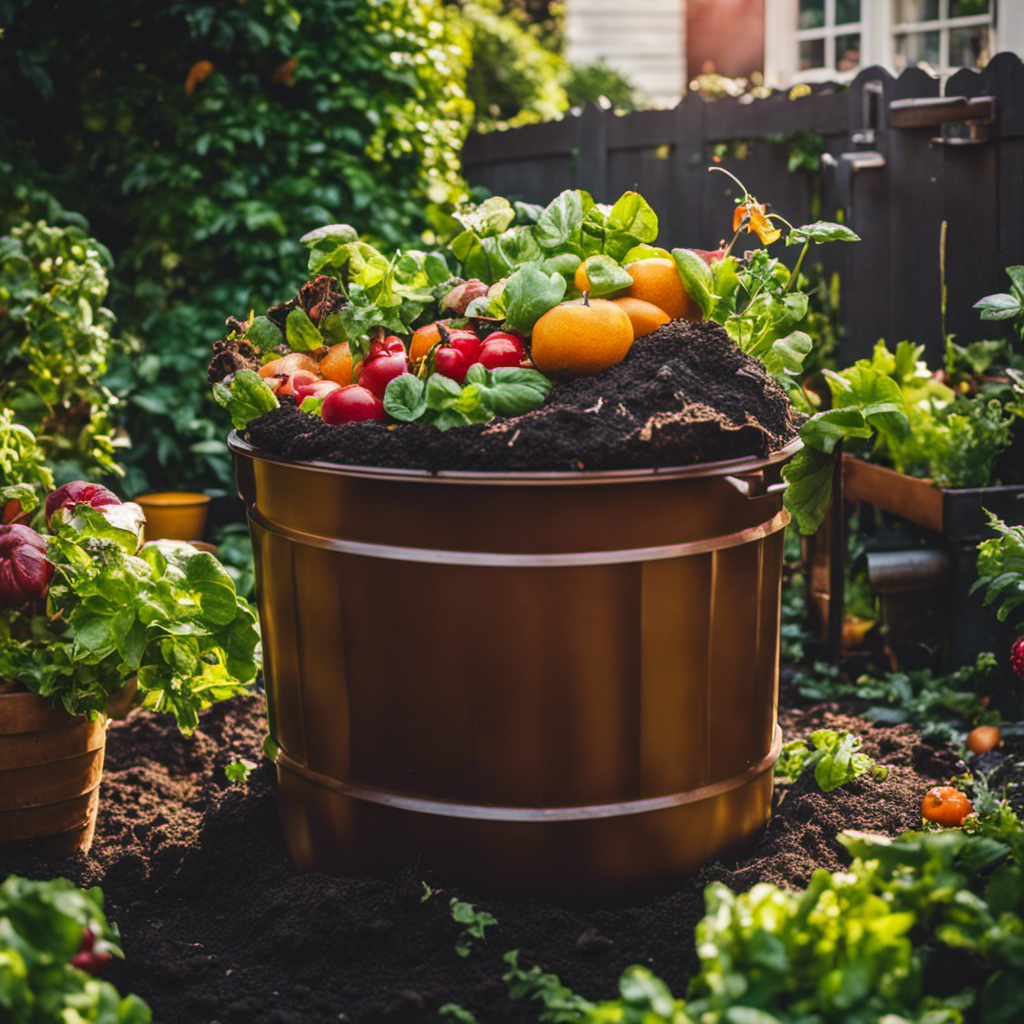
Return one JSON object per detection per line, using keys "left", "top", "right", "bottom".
{"left": 210, "top": 177, "right": 886, "bottom": 897}
{"left": 0, "top": 421, "right": 261, "bottom": 857}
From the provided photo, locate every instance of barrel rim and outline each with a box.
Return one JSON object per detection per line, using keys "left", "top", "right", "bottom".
{"left": 228, "top": 432, "right": 802, "bottom": 486}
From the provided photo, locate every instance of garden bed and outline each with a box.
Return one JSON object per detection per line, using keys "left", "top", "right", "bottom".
{"left": 0, "top": 690, "right": 984, "bottom": 1024}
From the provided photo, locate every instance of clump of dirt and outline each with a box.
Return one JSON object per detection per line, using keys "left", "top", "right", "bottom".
{"left": 242, "top": 320, "right": 799, "bottom": 473}
{"left": 0, "top": 697, "right": 961, "bottom": 1023}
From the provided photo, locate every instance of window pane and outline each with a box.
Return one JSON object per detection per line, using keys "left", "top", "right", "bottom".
{"left": 950, "top": 0, "right": 990, "bottom": 16}
{"left": 799, "top": 0, "right": 824, "bottom": 30}
{"left": 800, "top": 37, "right": 825, "bottom": 70}
{"left": 950, "top": 25, "right": 991, "bottom": 69}
{"left": 836, "top": 33, "right": 861, "bottom": 72}
{"left": 836, "top": 0, "right": 861, "bottom": 25}
{"left": 895, "top": 0, "right": 939, "bottom": 22}
{"left": 894, "top": 30, "right": 940, "bottom": 72}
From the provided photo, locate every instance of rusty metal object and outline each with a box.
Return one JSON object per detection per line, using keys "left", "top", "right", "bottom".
{"left": 230, "top": 433, "right": 798, "bottom": 899}
{"left": 0, "top": 691, "right": 106, "bottom": 858}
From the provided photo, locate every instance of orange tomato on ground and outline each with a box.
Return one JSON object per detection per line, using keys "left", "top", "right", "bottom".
{"left": 611, "top": 297, "right": 670, "bottom": 339}
{"left": 624, "top": 258, "right": 701, "bottom": 322}
{"left": 531, "top": 297, "right": 634, "bottom": 377}
{"left": 921, "top": 786, "right": 973, "bottom": 827}
{"left": 966, "top": 725, "right": 1000, "bottom": 754}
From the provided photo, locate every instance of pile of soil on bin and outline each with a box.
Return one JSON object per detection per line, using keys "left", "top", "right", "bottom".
{"left": 242, "top": 320, "right": 799, "bottom": 473}
{"left": 0, "top": 695, "right": 965, "bottom": 1024}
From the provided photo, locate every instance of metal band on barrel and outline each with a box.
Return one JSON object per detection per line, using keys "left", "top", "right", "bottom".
{"left": 274, "top": 725, "right": 782, "bottom": 823}
{"left": 247, "top": 507, "right": 789, "bottom": 568}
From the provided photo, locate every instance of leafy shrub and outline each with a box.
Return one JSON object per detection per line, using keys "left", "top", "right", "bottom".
{"left": 0, "top": 220, "right": 125, "bottom": 484}
{"left": 565, "top": 60, "right": 642, "bottom": 111}
{"left": 457, "top": 0, "right": 568, "bottom": 129}
{"left": 0, "top": 0, "right": 473, "bottom": 492}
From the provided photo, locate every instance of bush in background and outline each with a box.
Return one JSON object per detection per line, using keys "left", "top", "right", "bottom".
{"left": 0, "top": 0, "right": 472, "bottom": 494}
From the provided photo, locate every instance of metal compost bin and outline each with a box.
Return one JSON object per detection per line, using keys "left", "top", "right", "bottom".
{"left": 230, "top": 433, "right": 799, "bottom": 899}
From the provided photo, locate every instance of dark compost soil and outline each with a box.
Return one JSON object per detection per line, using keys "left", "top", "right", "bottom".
{"left": 0, "top": 694, "right": 967, "bottom": 1024}
{"left": 241, "top": 321, "right": 799, "bottom": 472}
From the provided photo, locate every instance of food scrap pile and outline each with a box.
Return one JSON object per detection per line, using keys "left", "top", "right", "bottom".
{"left": 243, "top": 319, "right": 798, "bottom": 472}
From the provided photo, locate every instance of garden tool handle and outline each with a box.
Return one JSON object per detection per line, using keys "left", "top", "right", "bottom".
{"left": 723, "top": 471, "right": 788, "bottom": 499}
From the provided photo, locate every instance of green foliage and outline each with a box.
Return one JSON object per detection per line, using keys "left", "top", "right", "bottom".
{"left": 793, "top": 653, "right": 999, "bottom": 745}
{"left": 503, "top": 950, "right": 596, "bottom": 1022}
{"left": 213, "top": 369, "right": 279, "bottom": 431}
{"left": 0, "top": 220, "right": 124, "bottom": 483}
{"left": 565, "top": 60, "right": 642, "bottom": 112}
{"left": 973, "top": 511, "right": 1024, "bottom": 634}
{"left": 0, "top": 411, "right": 53, "bottom": 519}
{"left": 1, "top": 0, "right": 473, "bottom": 493}
{"left": 224, "top": 758, "right": 256, "bottom": 783}
{"left": 457, "top": 0, "right": 569, "bottom": 130}
{"left": 0, "top": 507, "right": 260, "bottom": 733}
{"left": 0, "top": 876, "right": 151, "bottom": 1024}
{"left": 450, "top": 899, "right": 497, "bottom": 957}
{"left": 775, "top": 728, "right": 889, "bottom": 791}
{"left": 974, "top": 266, "right": 1024, "bottom": 342}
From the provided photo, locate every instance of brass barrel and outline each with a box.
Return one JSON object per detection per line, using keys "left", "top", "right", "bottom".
{"left": 0, "top": 691, "right": 106, "bottom": 858}
{"left": 230, "top": 433, "right": 798, "bottom": 899}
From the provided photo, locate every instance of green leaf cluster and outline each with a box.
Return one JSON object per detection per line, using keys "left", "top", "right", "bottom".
{"left": 973, "top": 266, "right": 1024, "bottom": 343}
{"left": 0, "top": 410, "right": 53, "bottom": 520}
{"left": 450, "top": 899, "right": 497, "bottom": 958}
{"left": 794, "top": 654, "right": 999, "bottom": 747}
{"left": 212, "top": 368, "right": 279, "bottom": 431}
{"left": 0, "top": 875, "right": 151, "bottom": 1024}
{"left": 384, "top": 366, "right": 551, "bottom": 431}
{"left": 775, "top": 728, "right": 889, "bottom": 791}
{"left": 0, "top": 507, "right": 260, "bottom": 733}
{"left": 0, "top": 220, "right": 124, "bottom": 483}
{"left": 507, "top": 801, "right": 1024, "bottom": 1024}
{"left": 973, "top": 511, "right": 1024, "bottom": 634}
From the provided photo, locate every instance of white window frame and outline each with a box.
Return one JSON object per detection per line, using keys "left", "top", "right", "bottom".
{"left": 889, "top": 1, "right": 994, "bottom": 75}
{"left": 795, "top": 0, "right": 866, "bottom": 83}
{"left": 764, "top": 0, "right": 1015, "bottom": 87}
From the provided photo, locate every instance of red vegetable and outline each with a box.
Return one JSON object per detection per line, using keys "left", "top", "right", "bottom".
{"left": 45, "top": 482, "right": 120, "bottom": 529}
{"left": 444, "top": 328, "right": 483, "bottom": 362}
{"left": 478, "top": 336, "right": 524, "bottom": 369}
{"left": 321, "top": 385, "right": 384, "bottom": 424}
{"left": 0, "top": 524, "right": 54, "bottom": 607}
{"left": 358, "top": 342, "right": 410, "bottom": 399}
{"left": 433, "top": 344, "right": 473, "bottom": 382}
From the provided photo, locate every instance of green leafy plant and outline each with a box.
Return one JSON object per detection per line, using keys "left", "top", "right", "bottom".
{"left": 0, "top": 410, "right": 54, "bottom": 523}
{"left": 503, "top": 950, "right": 595, "bottom": 1022}
{"left": 0, "top": 875, "right": 151, "bottom": 1024}
{"left": 973, "top": 511, "right": 1024, "bottom": 634}
{"left": 775, "top": 728, "right": 889, "bottom": 791}
{"left": 450, "top": 899, "right": 497, "bottom": 957}
{"left": 794, "top": 654, "right": 999, "bottom": 745}
{"left": 974, "top": 266, "right": 1024, "bottom": 342}
{"left": 224, "top": 758, "right": 256, "bottom": 784}
{"left": 1, "top": 502, "right": 260, "bottom": 732}
{"left": 0, "top": 220, "right": 124, "bottom": 483}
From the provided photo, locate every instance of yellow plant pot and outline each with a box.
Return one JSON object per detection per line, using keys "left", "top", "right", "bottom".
{"left": 136, "top": 492, "right": 210, "bottom": 541}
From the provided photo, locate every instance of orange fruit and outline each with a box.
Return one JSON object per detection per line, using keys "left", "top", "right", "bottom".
{"left": 410, "top": 323, "right": 442, "bottom": 363}
{"left": 319, "top": 342, "right": 354, "bottom": 385}
{"left": 531, "top": 298, "right": 633, "bottom": 377}
{"left": 611, "top": 297, "right": 670, "bottom": 339}
{"left": 921, "top": 786, "right": 973, "bottom": 827}
{"left": 966, "top": 725, "right": 1001, "bottom": 754}
{"left": 624, "top": 257, "right": 701, "bottom": 322}
{"left": 258, "top": 352, "right": 320, "bottom": 379}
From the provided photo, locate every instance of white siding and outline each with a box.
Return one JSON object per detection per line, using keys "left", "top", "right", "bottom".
{"left": 565, "top": 0, "right": 686, "bottom": 106}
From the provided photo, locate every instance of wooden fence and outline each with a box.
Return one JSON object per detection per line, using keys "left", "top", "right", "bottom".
{"left": 462, "top": 52, "right": 1024, "bottom": 365}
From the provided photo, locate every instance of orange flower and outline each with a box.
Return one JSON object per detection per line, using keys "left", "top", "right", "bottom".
{"left": 732, "top": 199, "right": 781, "bottom": 245}
{"left": 185, "top": 60, "right": 215, "bottom": 97}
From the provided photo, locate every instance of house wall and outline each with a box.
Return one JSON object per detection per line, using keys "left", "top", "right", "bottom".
{"left": 564, "top": 0, "right": 686, "bottom": 106}
{"left": 686, "top": 0, "right": 766, "bottom": 79}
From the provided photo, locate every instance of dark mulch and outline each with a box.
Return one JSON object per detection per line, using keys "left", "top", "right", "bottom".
{"left": 0, "top": 694, "right": 965, "bottom": 1024}
{"left": 242, "top": 321, "right": 799, "bottom": 473}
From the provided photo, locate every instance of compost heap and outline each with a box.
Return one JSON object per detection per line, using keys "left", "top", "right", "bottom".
{"left": 243, "top": 319, "right": 799, "bottom": 472}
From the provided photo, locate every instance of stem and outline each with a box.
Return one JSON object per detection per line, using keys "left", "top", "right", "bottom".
{"left": 708, "top": 165, "right": 751, "bottom": 200}
{"left": 721, "top": 222, "right": 747, "bottom": 261}
{"left": 583, "top": 291, "right": 590, "bottom": 307}
{"left": 768, "top": 212, "right": 797, "bottom": 232}
{"left": 782, "top": 240, "right": 811, "bottom": 295}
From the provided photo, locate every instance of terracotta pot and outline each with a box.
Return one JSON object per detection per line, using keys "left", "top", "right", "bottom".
{"left": 230, "top": 433, "right": 799, "bottom": 899}
{"left": 0, "top": 690, "right": 106, "bottom": 858}
{"left": 135, "top": 492, "right": 210, "bottom": 541}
